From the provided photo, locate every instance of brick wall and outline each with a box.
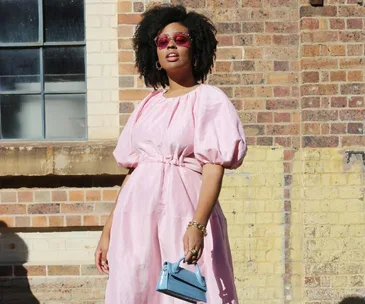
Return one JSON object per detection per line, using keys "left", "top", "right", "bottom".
{"left": 86, "top": 0, "right": 120, "bottom": 139}
{"left": 300, "top": 1, "right": 365, "bottom": 148}
{"left": 0, "top": 0, "right": 364, "bottom": 303}
{"left": 291, "top": 149, "right": 365, "bottom": 303}
{"left": 0, "top": 188, "right": 118, "bottom": 228}
{"left": 222, "top": 147, "right": 286, "bottom": 302}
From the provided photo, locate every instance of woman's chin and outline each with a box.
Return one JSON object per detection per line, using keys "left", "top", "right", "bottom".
{"left": 163, "top": 63, "right": 191, "bottom": 73}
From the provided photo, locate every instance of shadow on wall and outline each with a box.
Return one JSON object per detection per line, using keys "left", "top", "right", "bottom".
{"left": 339, "top": 296, "right": 365, "bottom": 304}
{"left": 0, "top": 221, "right": 39, "bottom": 304}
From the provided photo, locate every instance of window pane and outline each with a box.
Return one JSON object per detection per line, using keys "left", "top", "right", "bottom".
{"left": 44, "top": 47, "right": 85, "bottom": 92}
{"left": 44, "top": 0, "right": 85, "bottom": 42}
{"left": 0, "top": 0, "right": 39, "bottom": 43}
{"left": 45, "top": 94, "right": 86, "bottom": 139}
{"left": 0, "top": 95, "right": 42, "bottom": 139}
{"left": 0, "top": 49, "right": 41, "bottom": 93}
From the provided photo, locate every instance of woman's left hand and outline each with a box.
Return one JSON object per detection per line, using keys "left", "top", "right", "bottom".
{"left": 183, "top": 226, "right": 204, "bottom": 264}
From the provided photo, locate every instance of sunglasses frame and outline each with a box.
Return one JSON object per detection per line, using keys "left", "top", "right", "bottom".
{"left": 154, "top": 32, "right": 193, "bottom": 49}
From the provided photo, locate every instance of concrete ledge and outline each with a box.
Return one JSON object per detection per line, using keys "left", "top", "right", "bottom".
{"left": 0, "top": 141, "right": 127, "bottom": 176}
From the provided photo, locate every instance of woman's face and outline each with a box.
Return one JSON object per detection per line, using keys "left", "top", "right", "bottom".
{"left": 155, "top": 22, "right": 193, "bottom": 75}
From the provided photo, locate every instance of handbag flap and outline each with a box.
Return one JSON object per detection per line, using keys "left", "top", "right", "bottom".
{"left": 166, "top": 262, "right": 207, "bottom": 292}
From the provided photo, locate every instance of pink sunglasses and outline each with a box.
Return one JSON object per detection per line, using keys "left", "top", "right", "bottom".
{"left": 154, "top": 32, "right": 193, "bottom": 50}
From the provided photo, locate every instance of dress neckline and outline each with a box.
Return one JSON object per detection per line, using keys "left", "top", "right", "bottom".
{"left": 162, "top": 84, "right": 203, "bottom": 100}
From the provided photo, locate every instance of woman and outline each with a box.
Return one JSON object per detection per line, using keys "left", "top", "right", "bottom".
{"left": 95, "top": 4, "right": 247, "bottom": 303}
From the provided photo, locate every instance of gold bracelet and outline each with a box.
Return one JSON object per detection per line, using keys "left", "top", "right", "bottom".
{"left": 187, "top": 220, "right": 207, "bottom": 237}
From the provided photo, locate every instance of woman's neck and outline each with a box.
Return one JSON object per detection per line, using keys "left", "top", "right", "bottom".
{"left": 167, "top": 72, "right": 197, "bottom": 92}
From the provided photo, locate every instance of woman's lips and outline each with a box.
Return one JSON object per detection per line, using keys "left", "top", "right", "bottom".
{"left": 166, "top": 53, "right": 179, "bottom": 62}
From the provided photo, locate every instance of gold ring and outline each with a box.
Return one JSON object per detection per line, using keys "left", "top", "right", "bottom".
{"left": 189, "top": 249, "right": 198, "bottom": 256}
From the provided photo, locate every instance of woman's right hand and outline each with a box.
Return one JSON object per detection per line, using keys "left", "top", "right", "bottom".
{"left": 95, "top": 233, "right": 110, "bottom": 274}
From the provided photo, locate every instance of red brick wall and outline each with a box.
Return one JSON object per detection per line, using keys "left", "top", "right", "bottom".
{"left": 0, "top": 188, "right": 118, "bottom": 228}
{"left": 117, "top": 0, "right": 364, "bottom": 149}
{"left": 300, "top": 2, "right": 365, "bottom": 148}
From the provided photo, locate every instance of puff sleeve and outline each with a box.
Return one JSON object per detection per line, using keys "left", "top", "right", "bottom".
{"left": 193, "top": 86, "right": 247, "bottom": 169}
{"left": 113, "top": 91, "right": 156, "bottom": 168}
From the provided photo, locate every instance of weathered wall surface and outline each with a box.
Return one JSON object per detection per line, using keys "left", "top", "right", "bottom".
{"left": 86, "top": 0, "right": 120, "bottom": 139}
{"left": 1, "top": 0, "right": 364, "bottom": 303}
{"left": 291, "top": 149, "right": 365, "bottom": 303}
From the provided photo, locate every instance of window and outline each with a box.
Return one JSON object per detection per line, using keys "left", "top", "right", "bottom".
{"left": 0, "top": 0, "right": 87, "bottom": 140}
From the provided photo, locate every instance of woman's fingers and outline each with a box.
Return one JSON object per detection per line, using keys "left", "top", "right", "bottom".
{"left": 183, "top": 234, "right": 189, "bottom": 262}
{"left": 193, "top": 248, "right": 203, "bottom": 264}
{"left": 183, "top": 228, "right": 204, "bottom": 264}
{"left": 95, "top": 250, "right": 103, "bottom": 274}
{"left": 100, "top": 250, "right": 109, "bottom": 274}
{"left": 95, "top": 248, "right": 109, "bottom": 274}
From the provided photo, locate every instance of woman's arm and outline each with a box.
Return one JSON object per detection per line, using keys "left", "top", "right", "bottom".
{"left": 193, "top": 164, "right": 224, "bottom": 226}
{"left": 101, "top": 168, "right": 134, "bottom": 237}
{"left": 183, "top": 163, "right": 224, "bottom": 263}
{"left": 95, "top": 168, "right": 134, "bottom": 274}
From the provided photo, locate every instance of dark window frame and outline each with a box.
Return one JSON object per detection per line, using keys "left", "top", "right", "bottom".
{"left": 0, "top": 0, "right": 87, "bottom": 141}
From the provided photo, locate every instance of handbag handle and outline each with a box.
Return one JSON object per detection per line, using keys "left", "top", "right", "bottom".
{"left": 172, "top": 257, "right": 206, "bottom": 287}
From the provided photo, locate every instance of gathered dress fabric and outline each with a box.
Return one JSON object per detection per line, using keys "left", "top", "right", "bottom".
{"left": 105, "top": 84, "right": 247, "bottom": 304}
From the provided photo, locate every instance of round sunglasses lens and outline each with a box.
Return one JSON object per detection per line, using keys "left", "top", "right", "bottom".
{"left": 157, "top": 36, "right": 169, "bottom": 48}
{"left": 175, "top": 36, "right": 188, "bottom": 43}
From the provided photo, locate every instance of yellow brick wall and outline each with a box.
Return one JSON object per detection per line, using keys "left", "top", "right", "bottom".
{"left": 291, "top": 148, "right": 365, "bottom": 303}
{"left": 2, "top": 147, "right": 364, "bottom": 303}
{"left": 222, "top": 147, "right": 285, "bottom": 303}
{"left": 225, "top": 147, "right": 364, "bottom": 303}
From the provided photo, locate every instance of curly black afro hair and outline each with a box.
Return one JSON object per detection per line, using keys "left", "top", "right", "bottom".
{"left": 133, "top": 4, "right": 218, "bottom": 89}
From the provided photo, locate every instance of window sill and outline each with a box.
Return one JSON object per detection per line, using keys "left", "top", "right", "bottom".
{"left": 0, "top": 141, "right": 127, "bottom": 176}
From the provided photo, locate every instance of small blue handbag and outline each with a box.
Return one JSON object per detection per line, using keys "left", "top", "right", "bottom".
{"left": 156, "top": 257, "right": 207, "bottom": 303}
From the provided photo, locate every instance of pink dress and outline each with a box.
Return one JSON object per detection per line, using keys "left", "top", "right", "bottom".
{"left": 106, "top": 84, "right": 247, "bottom": 303}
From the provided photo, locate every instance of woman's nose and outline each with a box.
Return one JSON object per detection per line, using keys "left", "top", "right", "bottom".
{"left": 167, "top": 38, "right": 177, "bottom": 48}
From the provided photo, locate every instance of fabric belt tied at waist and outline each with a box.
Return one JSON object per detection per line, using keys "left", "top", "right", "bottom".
{"left": 140, "top": 155, "right": 202, "bottom": 174}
